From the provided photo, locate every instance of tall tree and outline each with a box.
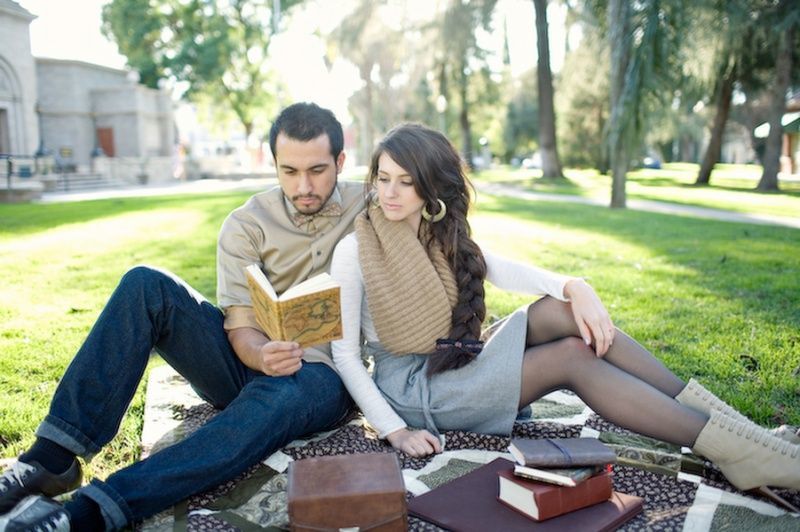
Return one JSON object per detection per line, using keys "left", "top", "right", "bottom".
{"left": 533, "top": 0, "right": 564, "bottom": 178}
{"left": 439, "top": 0, "right": 498, "bottom": 169}
{"left": 603, "top": 0, "right": 687, "bottom": 208}
{"left": 758, "top": 1, "right": 798, "bottom": 191}
{"left": 504, "top": 70, "right": 539, "bottom": 162}
{"left": 696, "top": 56, "right": 738, "bottom": 185}
{"left": 102, "top": 0, "right": 303, "bottom": 140}
{"left": 695, "top": 1, "right": 773, "bottom": 185}
{"left": 556, "top": 11, "right": 610, "bottom": 171}
{"left": 606, "top": 0, "right": 632, "bottom": 208}
{"left": 328, "top": 1, "right": 434, "bottom": 164}
{"left": 329, "top": 1, "right": 382, "bottom": 164}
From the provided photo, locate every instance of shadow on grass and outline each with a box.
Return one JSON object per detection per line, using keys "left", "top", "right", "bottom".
{"left": 0, "top": 191, "right": 254, "bottom": 237}
{"left": 478, "top": 194, "right": 800, "bottom": 329}
{"left": 626, "top": 178, "right": 800, "bottom": 197}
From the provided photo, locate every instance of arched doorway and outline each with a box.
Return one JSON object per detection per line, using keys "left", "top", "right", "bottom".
{"left": 0, "top": 58, "right": 25, "bottom": 155}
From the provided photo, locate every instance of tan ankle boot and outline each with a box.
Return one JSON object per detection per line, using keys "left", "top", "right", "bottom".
{"left": 676, "top": 378, "right": 800, "bottom": 445}
{"left": 692, "top": 409, "right": 800, "bottom": 491}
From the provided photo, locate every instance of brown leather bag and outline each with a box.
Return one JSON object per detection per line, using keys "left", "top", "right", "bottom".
{"left": 288, "top": 452, "right": 408, "bottom": 531}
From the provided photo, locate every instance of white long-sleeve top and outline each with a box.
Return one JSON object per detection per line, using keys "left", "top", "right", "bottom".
{"left": 329, "top": 232, "right": 576, "bottom": 438}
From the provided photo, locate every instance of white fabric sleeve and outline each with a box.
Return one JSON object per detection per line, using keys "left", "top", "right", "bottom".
{"left": 330, "top": 234, "right": 408, "bottom": 438}
{"left": 482, "top": 249, "right": 576, "bottom": 301}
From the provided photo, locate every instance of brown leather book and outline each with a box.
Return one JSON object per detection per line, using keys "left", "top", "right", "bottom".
{"left": 509, "top": 437, "right": 617, "bottom": 467}
{"left": 498, "top": 468, "right": 613, "bottom": 521}
{"left": 408, "top": 458, "right": 643, "bottom": 532}
{"left": 287, "top": 452, "right": 407, "bottom": 532}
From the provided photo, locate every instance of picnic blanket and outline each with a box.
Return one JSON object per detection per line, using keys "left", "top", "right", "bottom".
{"left": 138, "top": 366, "right": 800, "bottom": 531}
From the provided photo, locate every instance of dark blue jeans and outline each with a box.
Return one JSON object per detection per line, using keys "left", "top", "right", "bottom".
{"left": 35, "top": 266, "right": 352, "bottom": 530}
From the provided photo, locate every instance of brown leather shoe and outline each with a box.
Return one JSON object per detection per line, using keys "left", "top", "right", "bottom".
{"left": 0, "top": 460, "right": 81, "bottom": 514}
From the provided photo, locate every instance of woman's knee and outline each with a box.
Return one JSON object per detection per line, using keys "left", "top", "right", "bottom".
{"left": 543, "top": 336, "right": 595, "bottom": 362}
{"left": 528, "top": 297, "right": 579, "bottom": 339}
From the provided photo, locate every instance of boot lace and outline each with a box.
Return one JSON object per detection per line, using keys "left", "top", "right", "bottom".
{"left": 713, "top": 411, "right": 799, "bottom": 457}
{"left": 36, "top": 511, "right": 70, "bottom": 532}
{"left": 0, "top": 461, "right": 36, "bottom": 493}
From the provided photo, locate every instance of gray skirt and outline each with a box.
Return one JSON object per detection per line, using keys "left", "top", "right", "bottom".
{"left": 366, "top": 304, "right": 530, "bottom": 437}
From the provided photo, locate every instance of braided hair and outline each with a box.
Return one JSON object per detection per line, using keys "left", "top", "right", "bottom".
{"left": 367, "top": 123, "right": 487, "bottom": 376}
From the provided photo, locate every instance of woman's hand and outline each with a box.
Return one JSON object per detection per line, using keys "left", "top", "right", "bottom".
{"left": 564, "top": 279, "right": 615, "bottom": 357}
{"left": 386, "top": 428, "right": 442, "bottom": 457}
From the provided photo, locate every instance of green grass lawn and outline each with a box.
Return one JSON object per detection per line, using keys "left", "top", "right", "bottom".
{"left": 474, "top": 162, "right": 800, "bottom": 219}
{"left": 1, "top": 184, "right": 798, "bottom": 484}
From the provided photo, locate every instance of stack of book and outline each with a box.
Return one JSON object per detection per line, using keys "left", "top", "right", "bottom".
{"left": 408, "top": 438, "right": 643, "bottom": 531}
{"left": 500, "top": 437, "right": 619, "bottom": 522}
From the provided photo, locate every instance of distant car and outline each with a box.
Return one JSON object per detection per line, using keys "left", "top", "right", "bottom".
{"left": 471, "top": 156, "right": 487, "bottom": 169}
{"left": 642, "top": 156, "right": 662, "bottom": 169}
{"left": 521, "top": 153, "right": 541, "bottom": 169}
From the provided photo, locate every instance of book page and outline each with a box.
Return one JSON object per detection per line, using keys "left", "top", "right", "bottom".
{"left": 245, "top": 264, "right": 278, "bottom": 300}
{"left": 246, "top": 273, "right": 283, "bottom": 341}
{"left": 280, "top": 272, "right": 339, "bottom": 301}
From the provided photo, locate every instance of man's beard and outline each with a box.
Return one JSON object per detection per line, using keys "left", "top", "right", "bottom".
{"left": 292, "top": 191, "right": 331, "bottom": 214}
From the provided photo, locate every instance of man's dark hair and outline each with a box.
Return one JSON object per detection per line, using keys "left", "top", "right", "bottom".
{"left": 269, "top": 102, "right": 344, "bottom": 160}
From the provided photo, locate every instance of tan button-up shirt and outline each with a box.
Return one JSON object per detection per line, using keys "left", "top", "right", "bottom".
{"left": 217, "top": 180, "right": 366, "bottom": 368}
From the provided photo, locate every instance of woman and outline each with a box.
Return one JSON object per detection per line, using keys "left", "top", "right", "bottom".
{"left": 330, "top": 123, "right": 800, "bottom": 495}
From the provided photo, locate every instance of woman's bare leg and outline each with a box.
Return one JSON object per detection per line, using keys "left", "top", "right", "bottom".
{"left": 519, "top": 336, "right": 706, "bottom": 447}
{"left": 526, "top": 297, "right": 685, "bottom": 398}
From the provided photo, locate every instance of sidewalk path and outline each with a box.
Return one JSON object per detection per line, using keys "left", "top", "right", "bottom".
{"left": 477, "top": 182, "right": 800, "bottom": 230}
{"left": 37, "top": 176, "right": 279, "bottom": 204}
{"left": 37, "top": 176, "right": 800, "bottom": 229}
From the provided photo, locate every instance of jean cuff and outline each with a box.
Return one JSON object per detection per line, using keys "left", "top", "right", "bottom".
{"left": 81, "top": 480, "right": 132, "bottom": 531}
{"left": 36, "top": 416, "right": 100, "bottom": 461}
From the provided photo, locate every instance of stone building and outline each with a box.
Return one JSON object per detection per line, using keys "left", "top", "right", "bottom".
{"left": 0, "top": 0, "right": 38, "bottom": 155}
{"left": 37, "top": 59, "right": 175, "bottom": 170}
{"left": 0, "top": 0, "right": 174, "bottom": 187}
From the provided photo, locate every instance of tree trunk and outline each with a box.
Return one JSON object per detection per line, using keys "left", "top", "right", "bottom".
{"left": 359, "top": 64, "right": 376, "bottom": 166}
{"left": 533, "top": 0, "right": 564, "bottom": 179}
{"left": 458, "top": 63, "right": 474, "bottom": 170}
{"left": 757, "top": 25, "right": 793, "bottom": 191}
{"left": 596, "top": 104, "right": 608, "bottom": 174}
{"left": 696, "top": 67, "right": 735, "bottom": 185}
{"left": 607, "top": 0, "right": 630, "bottom": 208}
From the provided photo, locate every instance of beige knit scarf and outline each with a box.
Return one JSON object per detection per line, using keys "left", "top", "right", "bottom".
{"left": 355, "top": 205, "right": 459, "bottom": 354}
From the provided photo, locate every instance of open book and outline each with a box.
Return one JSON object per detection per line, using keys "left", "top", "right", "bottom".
{"left": 244, "top": 264, "right": 343, "bottom": 347}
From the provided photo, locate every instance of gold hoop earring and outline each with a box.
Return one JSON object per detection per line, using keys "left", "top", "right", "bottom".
{"left": 421, "top": 199, "right": 446, "bottom": 223}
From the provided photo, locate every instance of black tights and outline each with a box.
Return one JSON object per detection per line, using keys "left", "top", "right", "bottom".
{"left": 520, "top": 297, "right": 707, "bottom": 447}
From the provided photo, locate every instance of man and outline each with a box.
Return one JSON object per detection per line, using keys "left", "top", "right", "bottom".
{"left": 0, "top": 103, "right": 366, "bottom": 531}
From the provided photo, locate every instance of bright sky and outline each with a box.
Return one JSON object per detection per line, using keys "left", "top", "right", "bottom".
{"left": 19, "top": 0, "right": 127, "bottom": 69}
{"left": 16, "top": 0, "right": 568, "bottom": 127}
